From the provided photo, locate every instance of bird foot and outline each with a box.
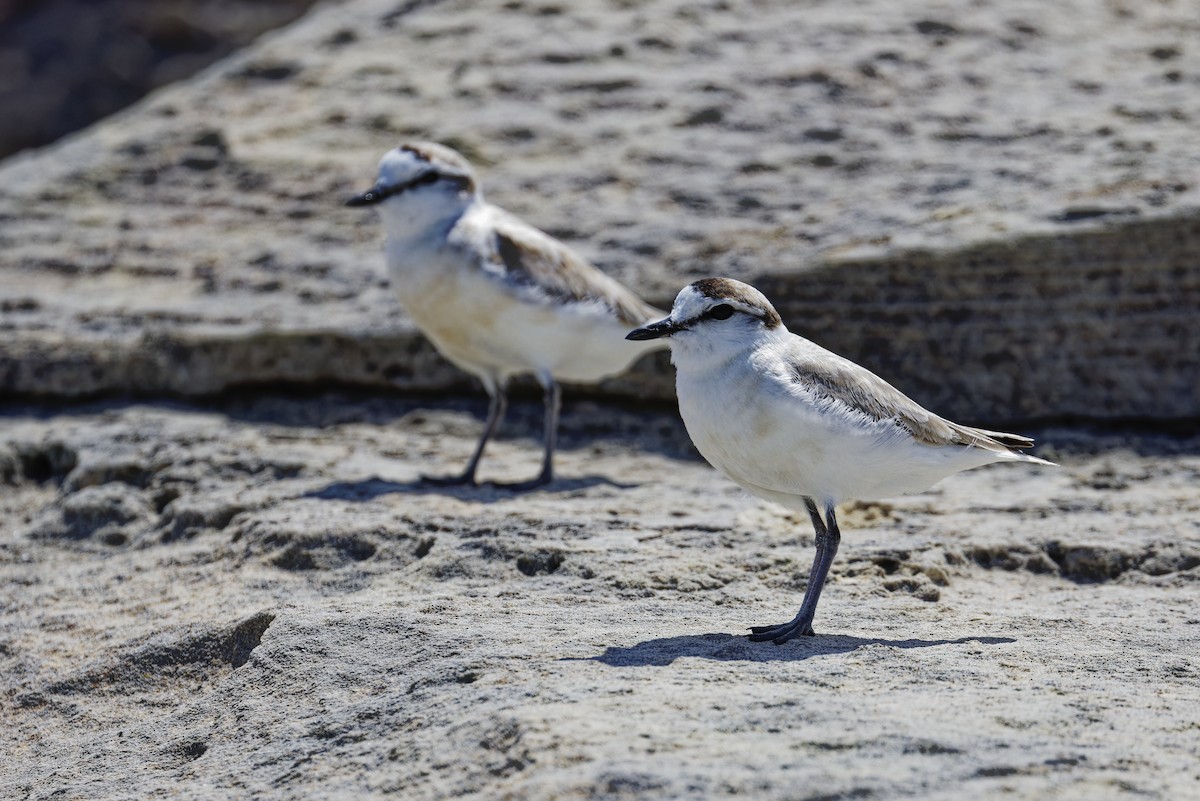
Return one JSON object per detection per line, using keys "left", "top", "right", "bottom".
{"left": 420, "top": 471, "right": 553, "bottom": 492}
{"left": 486, "top": 473, "right": 553, "bottom": 492}
{"left": 420, "top": 472, "right": 478, "bottom": 487}
{"left": 748, "top": 619, "right": 815, "bottom": 644}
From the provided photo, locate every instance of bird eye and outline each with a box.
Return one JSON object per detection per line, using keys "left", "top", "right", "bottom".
{"left": 414, "top": 171, "right": 441, "bottom": 186}
{"left": 708, "top": 304, "right": 734, "bottom": 320}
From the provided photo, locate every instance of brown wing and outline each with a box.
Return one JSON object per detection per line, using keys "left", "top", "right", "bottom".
{"left": 487, "top": 214, "right": 662, "bottom": 327}
{"left": 786, "top": 341, "right": 1035, "bottom": 454}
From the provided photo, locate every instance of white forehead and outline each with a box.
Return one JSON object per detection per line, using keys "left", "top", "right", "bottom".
{"left": 376, "top": 148, "right": 427, "bottom": 185}
{"left": 670, "top": 285, "right": 713, "bottom": 320}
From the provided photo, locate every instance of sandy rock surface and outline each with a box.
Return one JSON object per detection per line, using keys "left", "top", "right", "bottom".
{"left": 2, "top": 396, "right": 1198, "bottom": 799}
{"left": 3, "top": 1, "right": 1200, "bottom": 798}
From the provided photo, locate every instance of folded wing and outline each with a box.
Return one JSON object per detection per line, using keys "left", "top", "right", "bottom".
{"left": 782, "top": 338, "right": 1038, "bottom": 456}
{"left": 483, "top": 210, "right": 663, "bottom": 327}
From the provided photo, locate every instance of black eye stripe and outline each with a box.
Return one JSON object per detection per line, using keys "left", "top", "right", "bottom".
{"left": 374, "top": 170, "right": 444, "bottom": 200}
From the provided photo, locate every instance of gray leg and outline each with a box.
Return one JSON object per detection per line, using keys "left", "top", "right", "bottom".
{"left": 423, "top": 379, "right": 508, "bottom": 486}
{"left": 749, "top": 498, "right": 842, "bottom": 644}
{"left": 498, "top": 377, "right": 560, "bottom": 490}
{"left": 537, "top": 379, "right": 561, "bottom": 485}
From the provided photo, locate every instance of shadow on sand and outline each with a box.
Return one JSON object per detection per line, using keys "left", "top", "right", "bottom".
{"left": 304, "top": 474, "right": 638, "bottom": 503}
{"left": 575, "top": 632, "right": 1016, "bottom": 666}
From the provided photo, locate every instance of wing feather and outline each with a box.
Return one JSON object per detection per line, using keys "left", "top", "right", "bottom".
{"left": 781, "top": 338, "right": 1036, "bottom": 455}
{"left": 482, "top": 210, "right": 663, "bottom": 327}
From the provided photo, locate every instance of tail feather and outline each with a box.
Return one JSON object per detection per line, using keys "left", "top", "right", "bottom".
{"left": 974, "top": 427, "right": 1035, "bottom": 449}
{"left": 1010, "top": 451, "right": 1057, "bottom": 467}
{"left": 954, "top": 423, "right": 1056, "bottom": 466}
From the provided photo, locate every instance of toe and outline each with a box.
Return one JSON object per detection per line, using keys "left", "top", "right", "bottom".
{"left": 748, "top": 619, "right": 815, "bottom": 643}
{"left": 488, "top": 476, "right": 552, "bottom": 492}
{"left": 421, "top": 472, "right": 476, "bottom": 486}
{"left": 748, "top": 625, "right": 790, "bottom": 642}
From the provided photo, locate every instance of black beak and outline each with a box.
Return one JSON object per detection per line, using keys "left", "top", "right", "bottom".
{"left": 626, "top": 317, "right": 682, "bottom": 341}
{"left": 345, "top": 186, "right": 385, "bottom": 207}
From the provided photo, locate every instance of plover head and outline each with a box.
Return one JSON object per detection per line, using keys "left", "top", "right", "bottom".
{"left": 626, "top": 277, "right": 784, "bottom": 349}
{"left": 346, "top": 142, "right": 480, "bottom": 233}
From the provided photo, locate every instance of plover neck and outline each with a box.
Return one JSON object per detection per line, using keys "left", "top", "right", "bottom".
{"left": 670, "top": 320, "right": 786, "bottom": 374}
{"left": 379, "top": 188, "right": 478, "bottom": 244}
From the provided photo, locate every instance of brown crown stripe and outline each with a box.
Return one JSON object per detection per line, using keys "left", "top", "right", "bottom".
{"left": 690, "top": 278, "right": 782, "bottom": 328}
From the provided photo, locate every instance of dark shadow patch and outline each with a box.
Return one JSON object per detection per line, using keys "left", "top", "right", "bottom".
{"left": 1040, "top": 540, "right": 1200, "bottom": 582}
{"left": 516, "top": 551, "right": 564, "bottom": 576}
{"left": 28, "top": 483, "right": 152, "bottom": 545}
{"left": 380, "top": 0, "right": 451, "bottom": 29}
{"left": 180, "top": 741, "right": 208, "bottom": 761}
{"left": 676, "top": 106, "right": 725, "bottom": 127}
{"left": 65, "top": 455, "right": 157, "bottom": 490}
{"left": 234, "top": 61, "right": 301, "bottom": 81}
{"left": 1, "top": 440, "right": 78, "bottom": 485}
{"left": 914, "top": 19, "right": 959, "bottom": 36}
{"left": 479, "top": 718, "right": 533, "bottom": 778}
{"left": 903, "top": 739, "right": 963, "bottom": 755}
{"left": 576, "top": 633, "right": 1015, "bottom": 667}
{"left": 304, "top": 473, "right": 637, "bottom": 503}
{"left": 960, "top": 540, "right": 1200, "bottom": 583}
{"left": 162, "top": 499, "right": 248, "bottom": 542}
{"left": 271, "top": 535, "right": 377, "bottom": 571}
{"left": 1050, "top": 206, "right": 1140, "bottom": 223}
{"left": 45, "top": 611, "right": 274, "bottom": 695}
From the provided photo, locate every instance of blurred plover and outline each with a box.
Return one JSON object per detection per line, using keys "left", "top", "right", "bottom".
{"left": 348, "top": 142, "right": 665, "bottom": 488}
{"left": 628, "top": 277, "right": 1053, "bottom": 643}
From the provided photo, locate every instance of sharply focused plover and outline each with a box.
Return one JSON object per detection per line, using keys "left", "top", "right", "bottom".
{"left": 628, "top": 277, "right": 1053, "bottom": 643}
{"left": 348, "top": 142, "right": 665, "bottom": 488}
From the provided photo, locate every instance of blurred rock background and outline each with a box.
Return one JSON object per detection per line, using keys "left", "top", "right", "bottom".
{"left": 0, "top": 0, "right": 319, "bottom": 158}
{"left": 2, "top": 0, "right": 1198, "bottom": 423}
